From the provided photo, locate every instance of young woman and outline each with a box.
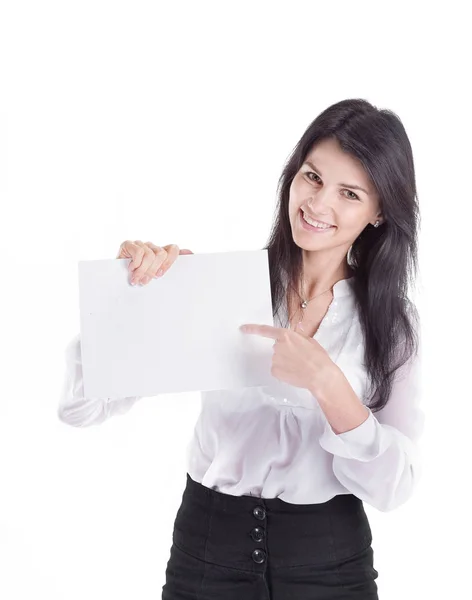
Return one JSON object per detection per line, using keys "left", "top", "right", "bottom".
{"left": 59, "top": 98, "right": 424, "bottom": 599}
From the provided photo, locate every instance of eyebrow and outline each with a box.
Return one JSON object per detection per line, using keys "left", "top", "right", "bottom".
{"left": 303, "top": 160, "right": 369, "bottom": 195}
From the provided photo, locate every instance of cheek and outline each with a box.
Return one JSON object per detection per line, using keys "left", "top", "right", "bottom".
{"left": 288, "top": 186, "right": 299, "bottom": 216}
{"left": 288, "top": 180, "right": 297, "bottom": 201}
{"left": 289, "top": 177, "right": 307, "bottom": 208}
{"left": 338, "top": 206, "right": 369, "bottom": 229}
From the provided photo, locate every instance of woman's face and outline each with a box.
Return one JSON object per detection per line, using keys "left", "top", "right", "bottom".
{"left": 289, "top": 137, "right": 383, "bottom": 253}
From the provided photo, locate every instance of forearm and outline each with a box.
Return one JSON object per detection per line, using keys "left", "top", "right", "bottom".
{"left": 311, "top": 354, "right": 425, "bottom": 512}
{"left": 309, "top": 363, "right": 370, "bottom": 435}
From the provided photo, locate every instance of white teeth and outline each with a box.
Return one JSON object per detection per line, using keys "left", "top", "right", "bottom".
{"left": 302, "top": 211, "right": 333, "bottom": 229}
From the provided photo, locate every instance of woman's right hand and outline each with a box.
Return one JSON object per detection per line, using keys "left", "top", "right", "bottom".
{"left": 116, "top": 241, "right": 194, "bottom": 286}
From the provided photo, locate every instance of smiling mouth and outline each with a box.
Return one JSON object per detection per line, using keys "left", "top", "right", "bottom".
{"left": 300, "top": 209, "right": 336, "bottom": 230}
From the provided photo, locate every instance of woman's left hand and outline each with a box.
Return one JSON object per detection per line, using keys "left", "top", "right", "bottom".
{"left": 239, "top": 321, "right": 335, "bottom": 393}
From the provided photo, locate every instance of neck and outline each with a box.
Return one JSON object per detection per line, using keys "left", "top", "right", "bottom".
{"left": 300, "top": 254, "right": 353, "bottom": 300}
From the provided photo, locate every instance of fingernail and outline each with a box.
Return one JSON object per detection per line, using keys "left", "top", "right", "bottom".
{"left": 154, "top": 269, "right": 163, "bottom": 278}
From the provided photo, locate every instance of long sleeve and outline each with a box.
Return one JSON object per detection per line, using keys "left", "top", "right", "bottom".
{"left": 58, "top": 333, "right": 142, "bottom": 427}
{"left": 318, "top": 342, "right": 425, "bottom": 512}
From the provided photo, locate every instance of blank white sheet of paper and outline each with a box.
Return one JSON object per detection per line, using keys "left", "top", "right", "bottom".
{"left": 78, "top": 249, "right": 276, "bottom": 399}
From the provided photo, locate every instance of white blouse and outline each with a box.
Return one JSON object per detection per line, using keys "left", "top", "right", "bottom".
{"left": 58, "top": 276, "right": 425, "bottom": 512}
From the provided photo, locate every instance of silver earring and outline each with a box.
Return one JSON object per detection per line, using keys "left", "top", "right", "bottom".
{"left": 374, "top": 220, "right": 380, "bottom": 228}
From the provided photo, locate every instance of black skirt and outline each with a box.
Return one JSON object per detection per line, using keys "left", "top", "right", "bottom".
{"left": 162, "top": 473, "right": 379, "bottom": 599}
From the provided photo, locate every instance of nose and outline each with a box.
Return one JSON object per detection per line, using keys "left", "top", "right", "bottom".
{"left": 307, "top": 188, "right": 335, "bottom": 214}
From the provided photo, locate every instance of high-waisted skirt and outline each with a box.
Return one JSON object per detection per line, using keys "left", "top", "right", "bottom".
{"left": 161, "top": 473, "right": 379, "bottom": 599}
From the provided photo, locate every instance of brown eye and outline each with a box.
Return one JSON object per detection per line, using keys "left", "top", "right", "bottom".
{"left": 306, "top": 171, "right": 321, "bottom": 183}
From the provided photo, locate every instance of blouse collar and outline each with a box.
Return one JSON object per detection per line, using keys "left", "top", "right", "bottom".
{"left": 332, "top": 276, "right": 354, "bottom": 298}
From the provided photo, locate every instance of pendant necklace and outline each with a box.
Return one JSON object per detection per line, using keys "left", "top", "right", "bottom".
{"left": 299, "top": 270, "right": 335, "bottom": 308}
{"left": 300, "top": 287, "right": 333, "bottom": 309}
{"left": 291, "top": 279, "right": 334, "bottom": 330}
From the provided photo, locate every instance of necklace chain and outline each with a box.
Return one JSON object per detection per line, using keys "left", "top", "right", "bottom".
{"left": 299, "top": 285, "right": 333, "bottom": 309}
{"left": 289, "top": 279, "right": 334, "bottom": 331}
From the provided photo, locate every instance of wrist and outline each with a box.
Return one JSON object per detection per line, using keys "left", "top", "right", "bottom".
{"left": 308, "top": 360, "right": 340, "bottom": 398}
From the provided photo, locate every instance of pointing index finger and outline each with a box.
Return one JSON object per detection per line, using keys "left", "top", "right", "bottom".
{"left": 239, "top": 324, "right": 283, "bottom": 339}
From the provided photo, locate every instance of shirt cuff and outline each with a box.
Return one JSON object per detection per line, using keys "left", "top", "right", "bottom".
{"left": 318, "top": 407, "right": 392, "bottom": 462}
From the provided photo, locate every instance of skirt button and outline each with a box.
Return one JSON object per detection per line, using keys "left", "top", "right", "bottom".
{"left": 253, "top": 506, "right": 266, "bottom": 520}
{"left": 252, "top": 548, "right": 266, "bottom": 563}
{"left": 250, "top": 527, "right": 265, "bottom": 542}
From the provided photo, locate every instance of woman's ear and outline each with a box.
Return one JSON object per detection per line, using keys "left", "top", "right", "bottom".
{"left": 374, "top": 211, "right": 384, "bottom": 226}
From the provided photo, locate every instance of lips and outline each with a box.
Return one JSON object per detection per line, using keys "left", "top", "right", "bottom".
{"left": 300, "top": 209, "right": 335, "bottom": 228}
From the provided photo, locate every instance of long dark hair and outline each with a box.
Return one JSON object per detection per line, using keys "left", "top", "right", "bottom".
{"left": 263, "top": 98, "right": 420, "bottom": 413}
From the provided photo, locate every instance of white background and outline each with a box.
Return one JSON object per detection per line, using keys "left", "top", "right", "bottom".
{"left": 1, "top": 1, "right": 470, "bottom": 598}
